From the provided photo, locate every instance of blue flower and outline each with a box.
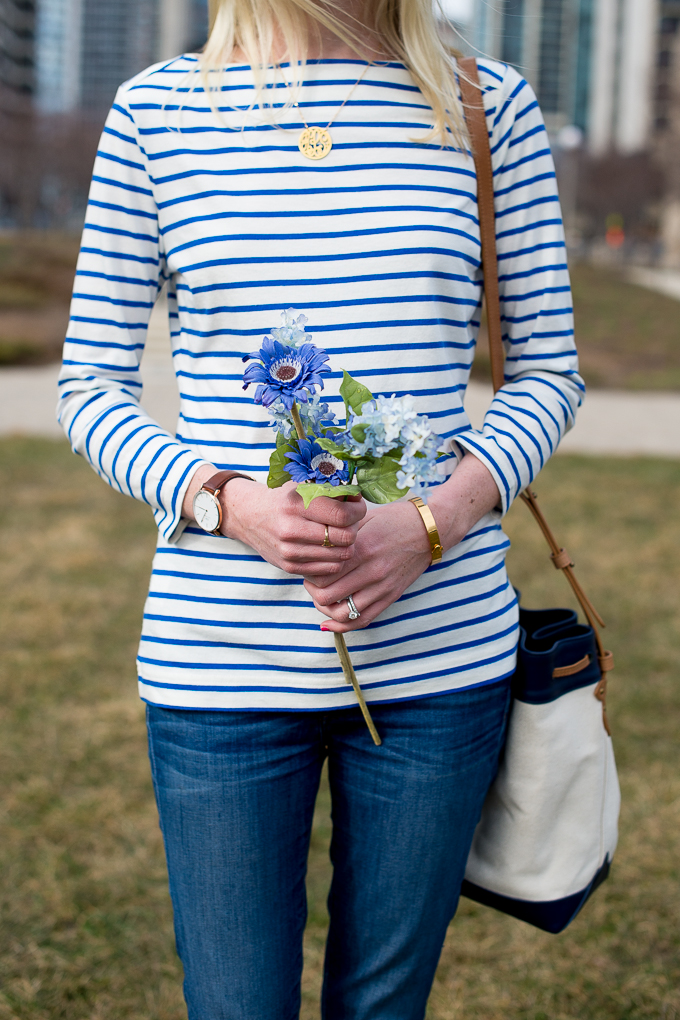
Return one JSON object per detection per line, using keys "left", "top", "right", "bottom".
{"left": 396, "top": 423, "right": 442, "bottom": 496}
{"left": 267, "top": 394, "right": 336, "bottom": 439}
{"left": 300, "top": 395, "right": 336, "bottom": 434}
{"left": 285, "top": 438, "right": 350, "bottom": 486}
{"left": 269, "top": 308, "right": 310, "bottom": 348}
{"left": 242, "top": 335, "right": 330, "bottom": 410}
{"left": 340, "top": 392, "right": 442, "bottom": 497}
{"left": 344, "top": 394, "right": 420, "bottom": 458}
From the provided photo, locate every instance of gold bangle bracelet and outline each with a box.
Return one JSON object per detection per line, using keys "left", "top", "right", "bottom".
{"left": 409, "top": 496, "right": 443, "bottom": 564}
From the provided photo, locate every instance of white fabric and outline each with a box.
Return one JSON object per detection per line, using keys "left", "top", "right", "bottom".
{"left": 465, "top": 682, "right": 620, "bottom": 901}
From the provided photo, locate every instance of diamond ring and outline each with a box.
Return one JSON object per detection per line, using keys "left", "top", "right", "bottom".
{"left": 346, "top": 595, "right": 361, "bottom": 621}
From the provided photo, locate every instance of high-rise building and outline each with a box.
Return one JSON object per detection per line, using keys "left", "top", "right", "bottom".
{"left": 472, "top": 0, "right": 594, "bottom": 134}
{"left": 159, "top": 0, "right": 208, "bottom": 61}
{"left": 34, "top": 0, "right": 208, "bottom": 114}
{"left": 655, "top": 0, "right": 680, "bottom": 131}
{"left": 0, "top": 0, "right": 36, "bottom": 97}
{"left": 472, "top": 0, "right": 658, "bottom": 154}
{"left": 80, "top": 0, "right": 158, "bottom": 111}
{"left": 654, "top": 0, "right": 680, "bottom": 263}
{"left": 588, "top": 0, "right": 657, "bottom": 153}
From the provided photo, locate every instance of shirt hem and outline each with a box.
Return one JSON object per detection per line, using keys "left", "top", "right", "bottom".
{"left": 138, "top": 666, "right": 516, "bottom": 712}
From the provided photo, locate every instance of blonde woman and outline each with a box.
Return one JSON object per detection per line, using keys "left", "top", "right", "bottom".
{"left": 58, "top": 0, "right": 582, "bottom": 1016}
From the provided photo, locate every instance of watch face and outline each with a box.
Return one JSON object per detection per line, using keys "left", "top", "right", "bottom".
{"left": 193, "top": 490, "right": 221, "bottom": 533}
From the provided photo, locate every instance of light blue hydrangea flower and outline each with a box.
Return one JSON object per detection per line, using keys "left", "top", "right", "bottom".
{"left": 341, "top": 394, "right": 419, "bottom": 458}
{"left": 339, "top": 393, "right": 441, "bottom": 497}
{"left": 267, "top": 394, "right": 336, "bottom": 439}
{"left": 396, "top": 432, "right": 441, "bottom": 497}
{"left": 269, "top": 309, "right": 310, "bottom": 348}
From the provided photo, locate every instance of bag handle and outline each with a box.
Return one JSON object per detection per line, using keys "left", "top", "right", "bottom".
{"left": 458, "top": 57, "right": 613, "bottom": 729}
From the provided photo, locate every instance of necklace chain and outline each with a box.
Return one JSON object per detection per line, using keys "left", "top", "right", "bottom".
{"left": 277, "top": 63, "right": 372, "bottom": 161}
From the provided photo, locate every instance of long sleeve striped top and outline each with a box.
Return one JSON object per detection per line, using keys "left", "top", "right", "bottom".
{"left": 57, "top": 55, "right": 584, "bottom": 711}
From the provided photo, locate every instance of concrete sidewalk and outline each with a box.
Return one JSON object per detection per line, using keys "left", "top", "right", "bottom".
{"left": 464, "top": 382, "right": 680, "bottom": 457}
{"left": 0, "top": 298, "right": 180, "bottom": 440}
{"left": 2, "top": 299, "right": 680, "bottom": 456}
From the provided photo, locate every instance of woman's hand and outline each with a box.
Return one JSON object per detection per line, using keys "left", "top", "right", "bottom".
{"left": 303, "top": 499, "right": 432, "bottom": 631}
{"left": 303, "top": 453, "right": 502, "bottom": 631}
{"left": 182, "top": 465, "right": 366, "bottom": 578}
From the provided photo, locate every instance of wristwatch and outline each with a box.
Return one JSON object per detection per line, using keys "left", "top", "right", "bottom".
{"left": 192, "top": 470, "right": 254, "bottom": 535}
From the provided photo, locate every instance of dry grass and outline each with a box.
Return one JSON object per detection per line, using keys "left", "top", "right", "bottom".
{"left": 0, "top": 234, "right": 79, "bottom": 365}
{"left": 471, "top": 262, "right": 680, "bottom": 392}
{"left": 570, "top": 264, "right": 680, "bottom": 390}
{"left": 0, "top": 439, "right": 678, "bottom": 1019}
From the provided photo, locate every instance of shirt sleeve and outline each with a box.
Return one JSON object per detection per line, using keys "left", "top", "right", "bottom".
{"left": 56, "top": 86, "right": 208, "bottom": 542}
{"left": 454, "top": 63, "right": 584, "bottom": 514}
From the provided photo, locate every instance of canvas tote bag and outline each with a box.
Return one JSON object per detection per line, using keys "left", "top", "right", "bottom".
{"left": 458, "top": 57, "right": 620, "bottom": 934}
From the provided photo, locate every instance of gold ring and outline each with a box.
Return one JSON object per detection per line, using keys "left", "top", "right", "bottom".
{"left": 322, "top": 525, "right": 335, "bottom": 548}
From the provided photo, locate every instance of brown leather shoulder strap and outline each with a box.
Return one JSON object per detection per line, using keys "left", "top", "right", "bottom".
{"left": 458, "top": 57, "right": 613, "bottom": 719}
{"left": 458, "top": 56, "right": 505, "bottom": 394}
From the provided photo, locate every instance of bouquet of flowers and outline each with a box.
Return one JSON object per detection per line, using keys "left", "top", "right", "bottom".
{"left": 243, "top": 310, "right": 443, "bottom": 744}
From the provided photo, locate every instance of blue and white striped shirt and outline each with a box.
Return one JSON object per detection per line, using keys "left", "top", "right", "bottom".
{"left": 57, "top": 55, "right": 583, "bottom": 711}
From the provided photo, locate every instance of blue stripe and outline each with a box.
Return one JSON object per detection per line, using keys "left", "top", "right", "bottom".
{"left": 158, "top": 182, "right": 476, "bottom": 211}
{"left": 166, "top": 222, "right": 479, "bottom": 261}
{"left": 137, "top": 647, "right": 516, "bottom": 694}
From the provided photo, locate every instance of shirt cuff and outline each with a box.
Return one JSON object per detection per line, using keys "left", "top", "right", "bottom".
{"left": 452, "top": 431, "right": 521, "bottom": 515}
{"left": 153, "top": 455, "right": 211, "bottom": 544}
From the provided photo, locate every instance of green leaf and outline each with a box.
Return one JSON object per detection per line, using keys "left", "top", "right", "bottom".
{"left": 268, "top": 443, "right": 294, "bottom": 488}
{"left": 315, "top": 434, "right": 360, "bottom": 460}
{"left": 355, "top": 456, "right": 404, "bottom": 504}
{"left": 350, "top": 423, "right": 367, "bottom": 445}
{"left": 276, "top": 430, "right": 291, "bottom": 449}
{"left": 340, "top": 370, "right": 373, "bottom": 420}
{"left": 295, "top": 482, "right": 362, "bottom": 509}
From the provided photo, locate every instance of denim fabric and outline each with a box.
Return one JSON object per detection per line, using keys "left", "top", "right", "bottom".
{"left": 146, "top": 680, "right": 511, "bottom": 1020}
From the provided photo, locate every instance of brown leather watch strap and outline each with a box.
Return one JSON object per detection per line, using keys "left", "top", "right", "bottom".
{"left": 202, "top": 470, "right": 254, "bottom": 495}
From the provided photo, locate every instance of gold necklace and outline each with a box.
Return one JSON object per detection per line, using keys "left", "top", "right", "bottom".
{"left": 278, "top": 63, "right": 372, "bottom": 161}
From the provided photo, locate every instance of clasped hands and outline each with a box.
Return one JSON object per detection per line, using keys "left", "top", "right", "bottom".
{"left": 185, "top": 455, "right": 501, "bottom": 634}
{"left": 217, "top": 478, "right": 433, "bottom": 633}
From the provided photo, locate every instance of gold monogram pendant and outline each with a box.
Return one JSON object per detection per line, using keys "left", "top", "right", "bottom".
{"left": 298, "top": 126, "right": 332, "bottom": 160}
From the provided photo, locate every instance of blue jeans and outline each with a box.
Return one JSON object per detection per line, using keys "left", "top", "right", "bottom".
{"left": 146, "top": 680, "right": 511, "bottom": 1020}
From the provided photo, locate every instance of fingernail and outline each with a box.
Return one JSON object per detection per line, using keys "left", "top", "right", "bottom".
{"left": 320, "top": 625, "right": 330, "bottom": 631}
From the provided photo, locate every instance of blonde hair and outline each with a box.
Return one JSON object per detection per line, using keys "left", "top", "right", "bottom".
{"left": 201, "top": 0, "right": 467, "bottom": 147}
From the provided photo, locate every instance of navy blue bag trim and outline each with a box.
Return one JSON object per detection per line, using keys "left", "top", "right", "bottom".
{"left": 514, "top": 606, "right": 601, "bottom": 704}
{"left": 461, "top": 857, "right": 611, "bottom": 934}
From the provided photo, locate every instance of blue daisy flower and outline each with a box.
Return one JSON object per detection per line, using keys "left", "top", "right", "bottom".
{"left": 285, "top": 438, "right": 350, "bottom": 486}
{"left": 242, "top": 335, "right": 330, "bottom": 410}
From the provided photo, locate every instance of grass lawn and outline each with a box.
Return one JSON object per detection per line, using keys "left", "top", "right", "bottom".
{"left": 0, "top": 439, "right": 678, "bottom": 1019}
{"left": 0, "top": 235, "right": 80, "bottom": 366}
{"left": 472, "top": 261, "right": 680, "bottom": 392}
{"left": 570, "top": 263, "right": 680, "bottom": 391}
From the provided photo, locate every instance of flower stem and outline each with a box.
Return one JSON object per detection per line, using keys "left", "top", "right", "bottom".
{"left": 291, "top": 403, "right": 306, "bottom": 441}
{"left": 333, "top": 634, "right": 382, "bottom": 746}
{"left": 291, "top": 401, "right": 381, "bottom": 746}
